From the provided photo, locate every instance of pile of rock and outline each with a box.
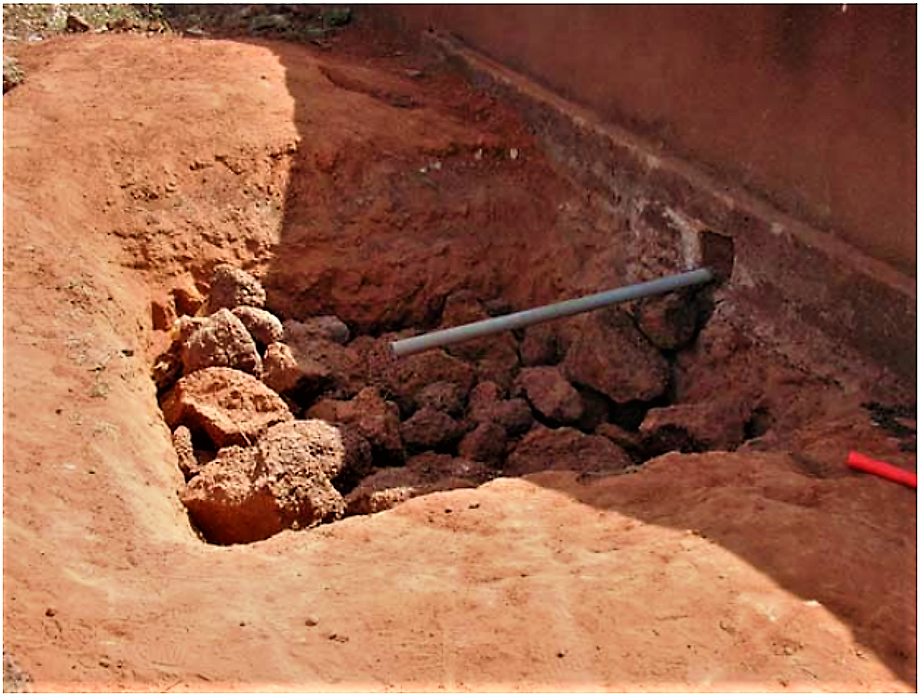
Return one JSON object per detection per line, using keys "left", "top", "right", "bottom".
{"left": 157, "top": 264, "right": 767, "bottom": 545}
{"left": 155, "top": 265, "right": 375, "bottom": 544}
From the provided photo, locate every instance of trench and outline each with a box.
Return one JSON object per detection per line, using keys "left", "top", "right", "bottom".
{"left": 151, "top": 225, "right": 882, "bottom": 547}
{"left": 128, "top": 22, "right": 915, "bottom": 548}
{"left": 4, "top": 9, "right": 917, "bottom": 690}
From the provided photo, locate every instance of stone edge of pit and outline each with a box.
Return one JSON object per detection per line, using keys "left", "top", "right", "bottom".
{"left": 425, "top": 32, "right": 916, "bottom": 399}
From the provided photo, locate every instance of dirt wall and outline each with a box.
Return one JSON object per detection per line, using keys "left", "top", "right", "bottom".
{"left": 386, "top": 4, "right": 917, "bottom": 277}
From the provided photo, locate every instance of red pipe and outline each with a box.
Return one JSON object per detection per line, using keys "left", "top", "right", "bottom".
{"left": 846, "top": 451, "right": 917, "bottom": 488}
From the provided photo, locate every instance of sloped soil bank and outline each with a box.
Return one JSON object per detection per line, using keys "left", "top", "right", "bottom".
{"left": 3, "top": 15, "right": 916, "bottom": 692}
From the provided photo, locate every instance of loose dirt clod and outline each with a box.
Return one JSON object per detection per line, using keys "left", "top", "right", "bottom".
{"left": 231, "top": 307, "right": 284, "bottom": 348}
{"left": 515, "top": 366, "right": 584, "bottom": 425}
{"left": 205, "top": 264, "right": 267, "bottom": 314}
{"left": 162, "top": 367, "right": 293, "bottom": 448}
{"left": 641, "top": 398, "right": 754, "bottom": 455}
{"left": 172, "top": 284, "right": 205, "bottom": 317}
{"left": 563, "top": 311, "right": 669, "bottom": 402}
{"left": 595, "top": 422, "right": 643, "bottom": 454}
{"left": 505, "top": 426, "right": 633, "bottom": 476}
{"left": 182, "top": 309, "right": 263, "bottom": 377}
{"left": 261, "top": 341, "right": 324, "bottom": 398}
{"left": 399, "top": 407, "right": 467, "bottom": 451}
{"left": 416, "top": 381, "right": 467, "bottom": 417}
{"left": 468, "top": 383, "right": 535, "bottom": 436}
{"left": 284, "top": 337, "right": 362, "bottom": 400}
{"left": 458, "top": 420, "right": 508, "bottom": 464}
{"left": 172, "top": 425, "right": 200, "bottom": 480}
{"left": 633, "top": 289, "right": 703, "bottom": 351}
{"left": 384, "top": 349, "right": 477, "bottom": 413}
{"left": 283, "top": 316, "right": 351, "bottom": 346}
{"left": 151, "top": 294, "right": 178, "bottom": 331}
{"left": 306, "top": 387, "right": 404, "bottom": 464}
{"left": 520, "top": 323, "right": 560, "bottom": 366}
{"left": 181, "top": 420, "right": 371, "bottom": 544}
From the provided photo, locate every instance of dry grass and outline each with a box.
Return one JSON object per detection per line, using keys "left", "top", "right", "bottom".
{"left": 3, "top": 3, "right": 163, "bottom": 40}
{"left": 2, "top": 4, "right": 354, "bottom": 49}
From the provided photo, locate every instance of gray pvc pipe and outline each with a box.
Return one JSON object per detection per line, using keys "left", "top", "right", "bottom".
{"left": 389, "top": 267, "right": 714, "bottom": 358}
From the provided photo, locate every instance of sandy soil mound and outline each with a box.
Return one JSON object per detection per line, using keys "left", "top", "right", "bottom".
{"left": 3, "top": 16, "right": 915, "bottom": 692}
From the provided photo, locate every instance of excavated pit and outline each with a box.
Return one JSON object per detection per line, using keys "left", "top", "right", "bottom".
{"left": 121, "top": 29, "right": 913, "bottom": 548}
{"left": 152, "top": 233, "right": 910, "bottom": 546}
{"left": 4, "top": 13, "right": 917, "bottom": 690}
